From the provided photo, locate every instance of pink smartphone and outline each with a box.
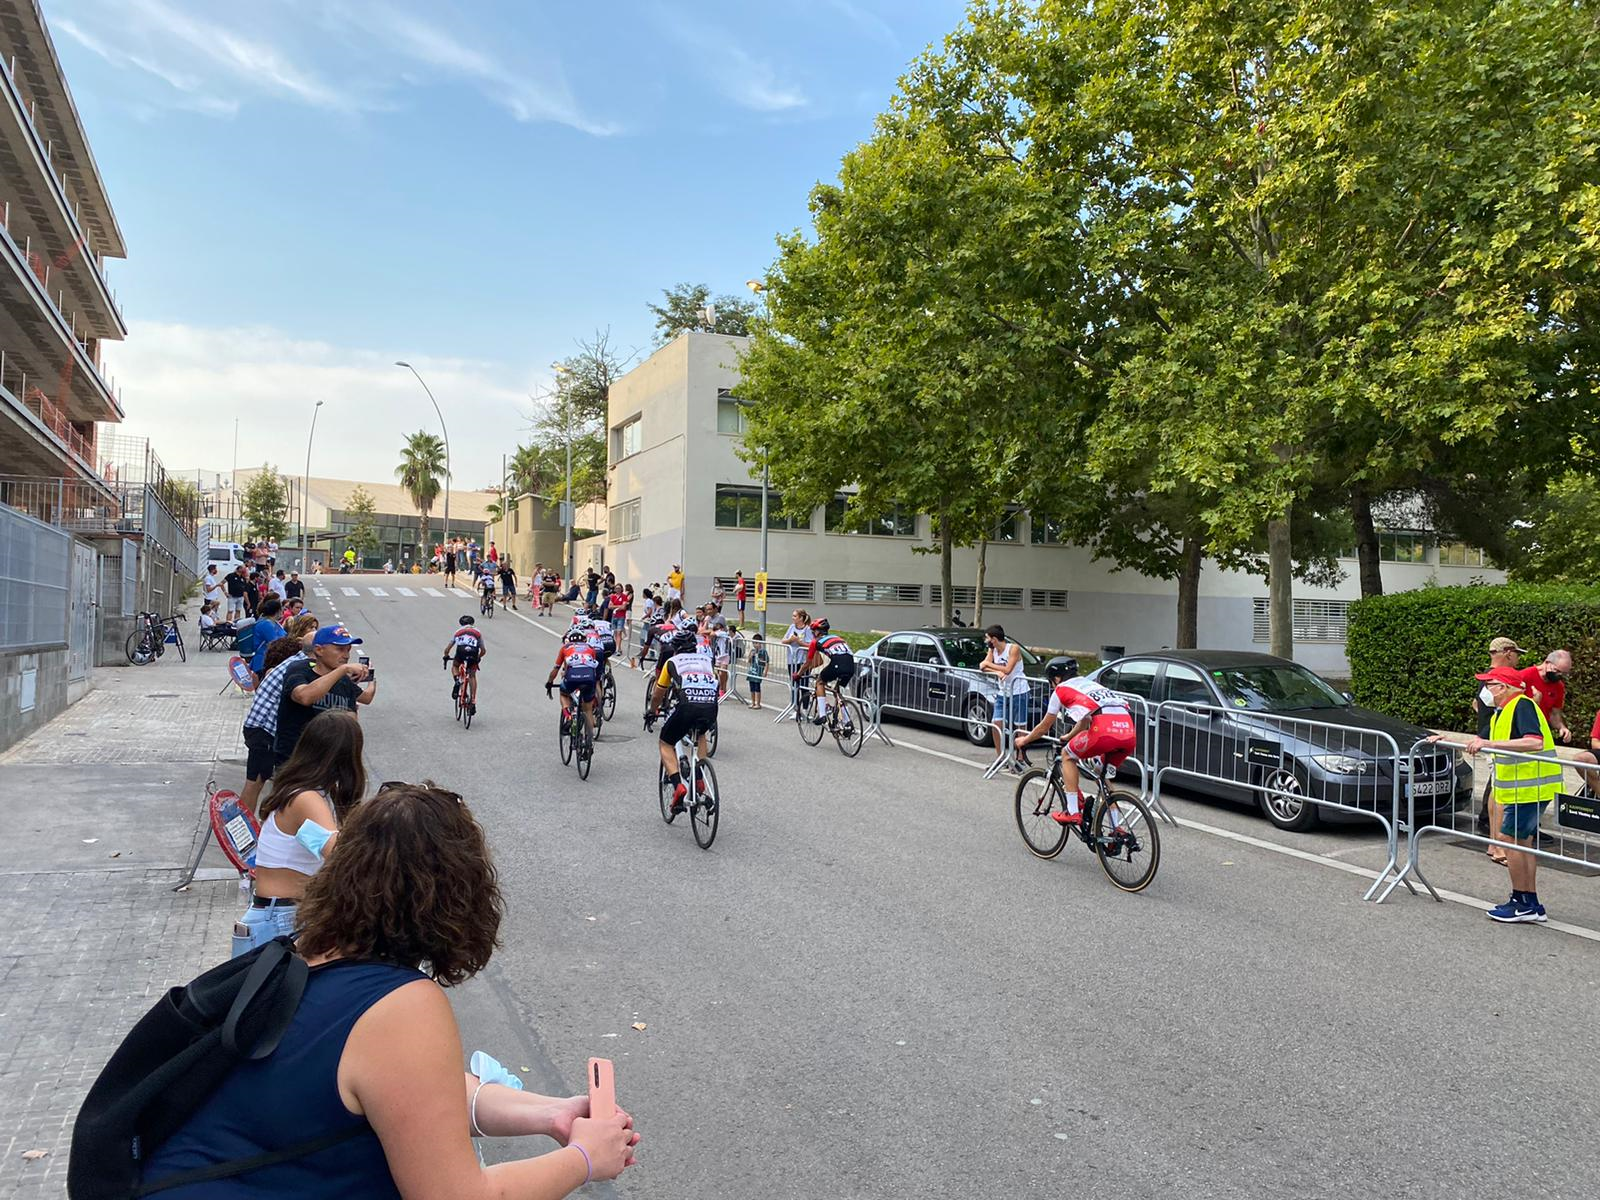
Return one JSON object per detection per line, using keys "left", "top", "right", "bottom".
{"left": 587, "top": 1057, "right": 616, "bottom": 1121}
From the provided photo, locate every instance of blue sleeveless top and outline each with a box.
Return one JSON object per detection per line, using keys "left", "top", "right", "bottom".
{"left": 141, "top": 960, "right": 426, "bottom": 1198}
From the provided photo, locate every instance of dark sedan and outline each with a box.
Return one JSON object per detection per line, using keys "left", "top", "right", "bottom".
{"left": 1090, "top": 650, "right": 1473, "bottom": 832}
{"left": 854, "top": 628, "right": 1048, "bottom": 746}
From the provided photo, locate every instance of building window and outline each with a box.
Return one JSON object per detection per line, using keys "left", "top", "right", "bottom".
{"left": 1030, "top": 515, "right": 1067, "bottom": 546}
{"left": 714, "top": 486, "right": 767, "bottom": 529}
{"left": 716, "top": 576, "right": 815, "bottom": 602}
{"left": 1377, "top": 530, "right": 1426, "bottom": 563}
{"left": 825, "top": 495, "right": 916, "bottom": 536}
{"left": 1030, "top": 588, "right": 1069, "bottom": 610}
{"left": 993, "top": 509, "right": 1022, "bottom": 542}
{"left": 716, "top": 390, "right": 748, "bottom": 436}
{"left": 823, "top": 580, "right": 922, "bottom": 603}
{"left": 1438, "top": 541, "right": 1487, "bottom": 568}
{"left": 609, "top": 499, "right": 640, "bottom": 543}
{"left": 611, "top": 417, "right": 642, "bottom": 463}
{"left": 930, "top": 584, "right": 1024, "bottom": 608}
{"left": 1252, "top": 598, "right": 1351, "bottom": 643}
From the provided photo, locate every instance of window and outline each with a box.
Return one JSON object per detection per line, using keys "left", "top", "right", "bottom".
{"left": 992, "top": 509, "right": 1022, "bottom": 542}
{"left": 1110, "top": 660, "right": 1159, "bottom": 699}
{"left": 716, "top": 391, "right": 748, "bottom": 436}
{"left": 1438, "top": 541, "right": 1487, "bottom": 568}
{"left": 824, "top": 495, "right": 916, "bottom": 536}
{"left": 1030, "top": 515, "right": 1068, "bottom": 546}
{"left": 1377, "top": 530, "right": 1426, "bottom": 563}
{"left": 713, "top": 486, "right": 767, "bottom": 529}
{"left": 930, "top": 584, "right": 1023, "bottom": 608}
{"left": 608, "top": 499, "right": 640, "bottom": 543}
{"left": 764, "top": 577, "right": 815, "bottom": 602}
{"left": 1160, "top": 664, "right": 1213, "bottom": 705}
{"left": 877, "top": 636, "right": 910, "bottom": 662}
{"left": 1030, "top": 589, "right": 1069, "bottom": 610}
{"left": 823, "top": 580, "right": 922, "bottom": 603}
{"left": 611, "top": 417, "right": 642, "bottom": 462}
{"left": 905, "top": 637, "right": 941, "bottom": 665}
{"left": 1252, "top": 597, "right": 1351, "bottom": 643}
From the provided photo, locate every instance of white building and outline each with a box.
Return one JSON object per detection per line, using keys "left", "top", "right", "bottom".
{"left": 603, "top": 333, "right": 1502, "bottom": 674}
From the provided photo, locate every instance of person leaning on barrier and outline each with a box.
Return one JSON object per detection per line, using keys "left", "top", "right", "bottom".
{"left": 978, "top": 624, "right": 1030, "bottom": 773}
{"left": 1474, "top": 637, "right": 1526, "bottom": 848}
{"left": 1451, "top": 667, "right": 1564, "bottom": 924}
{"left": 1518, "top": 649, "right": 1573, "bottom": 743}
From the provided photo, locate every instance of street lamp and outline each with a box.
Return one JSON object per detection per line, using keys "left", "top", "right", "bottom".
{"left": 300, "top": 400, "right": 324, "bottom": 570}
{"left": 745, "top": 279, "right": 770, "bottom": 576}
{"left": 394, "top": 361, "right": 451, "bottom": 564}
{"left": 551, "top": 362, "right": 574, "bottom": 580}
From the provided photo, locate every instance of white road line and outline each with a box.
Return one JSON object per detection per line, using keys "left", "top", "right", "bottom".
{"left": 341, "top": 587, "right": 360, "bottom": 596}
{"left": 424, "top": 588, "right": 444, "bottom": 597}
{"left": 449, "top": 588, "right": 472, "bottom": 598}
{"left": 395, "top": 587, "right": 415, "bottom": 596}
{"left": 313, "top": 589, "right": 331, "bottom": 598}
{"left": 369, "top": 588, "right": 388, "bottom": 597}
{"left": 884, "top": 733, "right": 1600, "bottom": 944}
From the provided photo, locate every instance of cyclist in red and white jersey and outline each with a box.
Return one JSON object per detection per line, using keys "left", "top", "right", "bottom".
{"left": 1015, "top": 656, "right": 1137, "bottom": 826}
{"left": 442, "top": 616, "right": 486, "bottom": 714}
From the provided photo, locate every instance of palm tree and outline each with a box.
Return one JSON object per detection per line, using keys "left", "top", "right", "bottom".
{"left": 395, "top": 431, "right": 447, "bottom": 562}
{"left": 508, "top": 442, "right": 548, "bottom": 499}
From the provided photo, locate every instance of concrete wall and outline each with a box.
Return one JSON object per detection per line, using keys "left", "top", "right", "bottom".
{"left": 0, "top": 647, "right": 69, "bottom": 754}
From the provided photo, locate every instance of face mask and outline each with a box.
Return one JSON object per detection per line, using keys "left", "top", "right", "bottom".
{"left": 1544, "top": 670, "right": 1562, "bottom": 683}
{"left": 294, "top": 818, "right": 334, "bottom": 860}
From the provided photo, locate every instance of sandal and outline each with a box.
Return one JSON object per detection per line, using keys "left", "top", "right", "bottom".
{"left": 1486, "top": 848, "right": 1509, "bottom": 865}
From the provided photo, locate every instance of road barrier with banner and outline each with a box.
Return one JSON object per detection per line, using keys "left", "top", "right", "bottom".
{"left": 1373, "top": 740, "right": 1600, "bottom": 903}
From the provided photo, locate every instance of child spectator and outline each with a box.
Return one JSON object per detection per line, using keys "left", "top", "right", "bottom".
{"left": 747, "top": 632, "right": 769, "bottom": 710}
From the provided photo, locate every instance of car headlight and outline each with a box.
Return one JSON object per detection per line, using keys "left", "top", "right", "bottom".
{"left": 1312, "top": 754, "right": 1375, "bottom": 775}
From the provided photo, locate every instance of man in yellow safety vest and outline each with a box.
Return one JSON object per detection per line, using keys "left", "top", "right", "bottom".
{"left": 1466, "top": 667, "right": 1565, "bottom": 923}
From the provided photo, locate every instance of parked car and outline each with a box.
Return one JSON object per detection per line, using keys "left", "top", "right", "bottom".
{"left": 206, "top": 541, "right": 247, "bottom": 574}
{"left": 854, "top": 628, "right": 1048, "bottom": 746}
{"left": 1089, "top": 650, "right": 1473, "bottom": 832}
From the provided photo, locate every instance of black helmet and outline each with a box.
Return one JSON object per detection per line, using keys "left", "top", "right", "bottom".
{"left": 667, "top": 629, "right": 699, "bottom": 656}
{"left": 459, "top": 615, "right": 475, "bottom": 626}
{"left": 1044, "top": 655, "right": 1079, "bottom": 684}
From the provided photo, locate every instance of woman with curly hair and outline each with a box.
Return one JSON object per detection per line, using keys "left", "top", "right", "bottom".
{"left": 144, "top": 783, "right": 638, "bottom": 1196}
{"left": 231, "top": 709, "right": 364, "bottom": 957}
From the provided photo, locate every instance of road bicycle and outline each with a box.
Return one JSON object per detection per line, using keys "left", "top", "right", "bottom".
{"left": 556, "top": 687, "right": 595, "bottom": 781}
{"left": 796, "top": 681, "right": 866, "bottom": 757}
{"left": 644, "top": 689, "right": 718, "bottom": 758}
{"left": 601, "top": 667, "right": 618, "bottom": 724}
{"left": 126, "top": 611, "right": 186, "bottom": 665}
{"left": 479, "top": 586, "right": 496, "bottom": 618}
{"left": 1013, "top": 737, "right": 1161, "bottom": 893}
{"left": 654, "top": 718, "right": 720, "bottom": 850}
{"left": 446, "top": 656, "right": 479, "bottom": 730}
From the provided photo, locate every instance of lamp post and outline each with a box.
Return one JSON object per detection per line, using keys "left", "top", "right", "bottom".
{"left": 551, "top": 362, "right": 574, "bottom": 581}
{"left": 394, "top": 361, "right": 451, "bottom": 561}
{"left": 300, "top": 400, "right": 324, "bottom": 570}
{"left": 746, "top": 279, "right": 770, "bottom": 576}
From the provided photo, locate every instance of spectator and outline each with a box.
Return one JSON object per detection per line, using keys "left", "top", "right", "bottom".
{"left": 141, "top": 783, "right": 638, "bottom": 1194}
{"left": 623, "top": 583, "right": 635, "bottom": 640}
{"left": 284, "top": 597, "right": 306, "bottom": 623}
{"left": 735, "top": 570, "right": 747, "bottom": 628}
{"left": 1574, "top": 706, "right": 1600, "bottom": 795}
{"left": 710, "top": 578, "right": 725, "bottom": 610}
{"left": 232, "top": 709, "right": 365, "bottom": 957}
{"left": 269, "top": 569, "right": 289, "bottom": 601}
{"left": 284, "top": 571, "right": 305, "bottom": 602}
{"left": 1463, "top": 667, "right": 1564, "bottom": 923}
{"left": 487, "top": 540, "right": 499, "bottom": 565}
{"left": 444, "top": 542, "right": 458, "bottom": 587}
{"left": 224, "top": 565, "right": 248, "bottom": 623}
{"left": 666, "top": 564, "right": 684, "bottom": 603}
{"left": 203, "top": 564, "right": 225, "bottom": 610}
{"left": 274, "top": 624, "right": 373, "bottom": 766}
{"left": 747, "top": 631, "right": 770, "bottom": 709}
{"left": 1474, "top": 636, "right": 1525, "bottom": 849}
{"left": 608, "top": 583, "right": 627, "bottom": 644}
{"left": 200, "top": 601, "right": 237, "bottom": 641}
{"left": 1519, "top": 649, "right": 1573, "bottom": 743}
{"left": 584, "top": 569, "right": 600, "bottom": 609}
{"left": 238, "top": 620, "right": 318, "bottom": 816}
{"left": 539, "top": 569, "right": 558, "bottom": 616}
{"left": 979, "top": 624, "right": 1029, "bottom": 772}
{"left": 249, "top": 596, "right": 287, "bottom": 676}
{"left": 708, "top": 607, "right": 732, "bottom": 697}
{"left": 782, "top": 608, "right": 811, "bottom": 713}
{"left": 630, "top": 589, "right": 657, "bottom": 670}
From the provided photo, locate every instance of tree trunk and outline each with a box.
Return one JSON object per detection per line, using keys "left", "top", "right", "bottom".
{"left": 1176, "top": 533, "right": 1203, "bottom": 648}
{"left": 1267, "top": 511, "right": 1293, "bottom": 660}
{"left": 973, "top": 537, "right": 988, "bottom": 627}
{"left": 938, "top": 511, "right": 954, "bottom": 626}
{"left": 419, "top": 508, "right": 431, "bottom": 566}
{"left": 1350, "top": 487, "right": 1383, "bottom": 597}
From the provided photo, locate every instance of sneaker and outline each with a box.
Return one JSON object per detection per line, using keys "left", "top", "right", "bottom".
{"left": 1487, "top": 897, "right": 1547, "bottom": 924}
{"left": 451, "top": 680, "right": 460, "bottom": 699}
{"left": 468, "top": 703, "right": 477, "bottom": 716}
{"left": 671, "top": 782, "right": 687, "bottom": 815}
{"left": 812, "top": 714, "right": 827, "bottom": 726}
{"left": 1051, "top": 810, "right": 1083, "bottom": 826}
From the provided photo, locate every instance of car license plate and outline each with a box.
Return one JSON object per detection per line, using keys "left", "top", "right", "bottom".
{"left": 1409, "top": 780, "right": 1451, "bottom": 797}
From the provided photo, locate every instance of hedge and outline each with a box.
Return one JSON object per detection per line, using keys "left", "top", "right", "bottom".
{"left": 1347, "top": 584, "right": 1600, "bottom": 732}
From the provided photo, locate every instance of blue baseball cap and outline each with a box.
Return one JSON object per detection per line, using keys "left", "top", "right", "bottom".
{"left": 313, "top": 624, "right": 363, "bottom": 646}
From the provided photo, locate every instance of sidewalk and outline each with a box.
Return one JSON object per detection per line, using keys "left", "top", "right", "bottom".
{"left": 0, "top": 625, "right": 247, "bottom": 1198}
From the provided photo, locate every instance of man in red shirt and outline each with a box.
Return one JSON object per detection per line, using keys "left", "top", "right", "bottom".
{"left": 734, "top": 571, "right": 747, "bottom": 627}
{"left": 1578, "top": 709, "right": 1600, "bottom": 795}
{"left": 1518, "top": 649, "right": 1572, "bottom": 742}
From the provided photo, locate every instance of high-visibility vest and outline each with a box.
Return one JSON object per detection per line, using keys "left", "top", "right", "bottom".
{"left": 1489, "top": 695, "right": 1563, "bottom": 805}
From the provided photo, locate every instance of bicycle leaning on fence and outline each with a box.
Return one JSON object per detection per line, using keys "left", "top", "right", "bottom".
{"left": 796, "top": 680, "right": 866, "bottom": 757}
{"left": 1013, "top": 736, "right": 1161, "bottom": 893}
{"left": 126, "top": 611, "right": 186, "bottom": 666}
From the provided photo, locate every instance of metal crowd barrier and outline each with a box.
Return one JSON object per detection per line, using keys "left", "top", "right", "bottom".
{"left": 1373, "top": 739, "right": 1600, "bottom": 903}
{"left": 1150, "top": 700, "right": 1411, "bottom": 901}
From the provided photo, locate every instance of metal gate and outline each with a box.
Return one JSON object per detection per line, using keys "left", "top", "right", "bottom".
{"left": 68, "top": 539, "right": 96, "bottom": 681}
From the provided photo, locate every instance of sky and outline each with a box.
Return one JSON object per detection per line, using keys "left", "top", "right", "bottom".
{"left": 47, "top": 0, "right": 971, "bottom": 489}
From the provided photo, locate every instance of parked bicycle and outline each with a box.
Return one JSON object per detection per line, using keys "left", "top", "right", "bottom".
{"left": 126, "top": 611, "right": 186, "bottom": 666}
{"left": 654, "top": 716, "right": 720, "bottom": 850}
{"left": 1013, "top": 737, "right": 1161, "bottom": 892}
{"left": 796, "top": 682, "right": 866, "bottom": 757}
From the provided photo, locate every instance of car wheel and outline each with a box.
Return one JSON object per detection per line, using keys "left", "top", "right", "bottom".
{"left": 1254, "top": 763, "right": 1319, "bottom": 832}
{"left": 963, "top": 695, "right": 992, "bottom": 746}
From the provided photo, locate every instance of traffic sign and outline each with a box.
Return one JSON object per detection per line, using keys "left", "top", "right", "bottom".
{"left": 754, "top": 571, "right": 768, "bottom": 613}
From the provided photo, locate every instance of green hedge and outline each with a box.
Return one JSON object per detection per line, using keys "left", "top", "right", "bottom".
{"left": 1347, "top": 584, "right": 1600, "bottom": 731}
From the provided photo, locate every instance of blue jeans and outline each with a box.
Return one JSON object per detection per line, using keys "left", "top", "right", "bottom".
{"left": 231, "top": 900, "right": 297, "bottom": 958}
{"left": 992, "top": 691, "right": 1027, "bottom": 726}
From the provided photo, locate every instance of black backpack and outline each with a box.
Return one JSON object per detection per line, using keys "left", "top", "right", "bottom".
{"left": 68, "top": 938, "right": 364, "bottom": 1197}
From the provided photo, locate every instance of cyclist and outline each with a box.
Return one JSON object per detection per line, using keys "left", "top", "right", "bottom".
{"left": 1014, "top": 656, "right": 1137, "bottom": 826}
{"left": 442, "top": 616, "right": 486, "bottom": 714}
{"left": 476, "top": 560, "right": 497, "bottom": 611}
{"left": 546, "top": 627, "right": 602, "bottom": 743}
{"left": 800, "top": 618, "right": 856, "bottom": 725}
{"left": 647, "top": 628, "right": 719, "bottom": 813}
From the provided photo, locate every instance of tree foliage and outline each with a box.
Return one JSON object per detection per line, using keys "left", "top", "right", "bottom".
{"left": 648, "top": 283, "right": 758, "bottom": 344}
{"left": 240, "top": 466, "right": 287, "bottom": 543}
{"left": 345, "top": 483, "right": 379, "bottom": 558}
{"left": 526, "top": 330, "right": 636, "bottom": 509}
{"left": 395, "top": 431, "right": 447, "bottom": 557}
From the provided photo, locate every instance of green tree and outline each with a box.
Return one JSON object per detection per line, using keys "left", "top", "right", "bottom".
{"left": 647, "top": 283, "right": 759, "bottom": 344}
{"left": 394, "top": 431, "right": 447, "bottom": 560}
{"left": 526, "top": 330, "right": 635, "bottom": 509}
{"left": 240, "top": 466, "right": 288, "bottom": 543}
{"left": 345, "top": 483, "right": 379, "bottom": 559}
{"left": 1504, "top": 473, "right": 1600, "bottom": 583}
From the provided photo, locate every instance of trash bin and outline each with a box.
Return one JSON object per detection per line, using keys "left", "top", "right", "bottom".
{"left": 1100, "top": 645, "right": 1125, "bottom": 662}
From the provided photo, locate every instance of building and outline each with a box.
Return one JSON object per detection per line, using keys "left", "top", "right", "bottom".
{"left": 602, "top": 333, "right": 1504, "bottom": 674}
{"left": 493, "top": 493, "right": 606, "bottom": 581}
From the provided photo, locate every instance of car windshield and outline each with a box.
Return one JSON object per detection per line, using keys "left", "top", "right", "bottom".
{"left": 1211, "top": 664, "right": 1347, "bottom": 712}
{"left": 937, "top": 636, "right": 1040, "bottom": 670}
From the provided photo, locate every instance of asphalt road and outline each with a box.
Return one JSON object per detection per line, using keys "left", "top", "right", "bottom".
{"left": 330, "top": 577, "right": 1598, "bottom": 1200}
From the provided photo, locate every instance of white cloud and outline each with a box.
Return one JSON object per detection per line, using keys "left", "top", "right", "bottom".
{"left": 103, "top": 322, "right": 543, "bottom": 489}
{"left": 654, "top": 8, "right": 808, "bottom": 113}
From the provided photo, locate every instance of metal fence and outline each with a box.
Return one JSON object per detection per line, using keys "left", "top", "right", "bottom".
{"left": 0, "top": 501, "right": 70, "bottom": 650}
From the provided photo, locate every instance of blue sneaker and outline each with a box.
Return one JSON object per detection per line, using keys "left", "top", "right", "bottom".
{"left": 1487, "top": 897, "right": 1547, "bottom": 924}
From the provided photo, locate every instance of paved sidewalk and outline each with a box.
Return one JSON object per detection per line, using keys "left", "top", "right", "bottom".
{"left": 0, "top": 626, "right": 246, "bottom": 1197}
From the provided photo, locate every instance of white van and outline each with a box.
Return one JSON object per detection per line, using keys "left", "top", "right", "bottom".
{"left": 207, "top": 541, "right": 247, "bottom": 574}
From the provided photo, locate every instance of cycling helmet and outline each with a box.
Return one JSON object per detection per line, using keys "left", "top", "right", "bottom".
{"left": 666, "top": 629, "right": 699, "bottom": 657}
{"left": 564, "top": 628, "right": 587, "bottom": 645}
{"left": 1044, "top": 655, "right": 1079, "bottom": 684}
{"left": 809, "top": 618, "right": 830, "bottom": 635}
{"left": 459, "top": 615, "right": 475, "bottom": 626}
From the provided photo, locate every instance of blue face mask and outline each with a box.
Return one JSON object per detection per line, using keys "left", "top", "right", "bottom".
{"left": 294, "top": 818, "right": 335, "bottom": 860}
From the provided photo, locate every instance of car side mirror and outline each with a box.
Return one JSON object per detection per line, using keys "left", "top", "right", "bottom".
{"left": 1342, "top": 691, "right": 1355, "bottom": 703}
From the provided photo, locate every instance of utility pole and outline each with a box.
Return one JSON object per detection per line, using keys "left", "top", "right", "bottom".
{"left": 300, "top": 400, "right": 323, "bottom": 571}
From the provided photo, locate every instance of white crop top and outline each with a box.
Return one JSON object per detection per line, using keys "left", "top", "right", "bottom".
{"left": 255, "top": 790, "right": 335, "bottom": 877}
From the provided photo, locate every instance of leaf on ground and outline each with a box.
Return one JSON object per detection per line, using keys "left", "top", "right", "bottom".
{"left": 21, "top": 1149, "right": 47, "bottom": 1161}
{"left": 631, "top": 1022, "right": 647, "bottom": 1032}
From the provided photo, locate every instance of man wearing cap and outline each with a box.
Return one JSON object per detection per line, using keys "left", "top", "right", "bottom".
{"left": 274, "top": 624, "right": 373, "bottom": 765}
{"left": 1466, "top": 667, "right": 1564, "bottom": 922}
{"left": 1474, "top": 637, "right": 1525, "bottom": 844}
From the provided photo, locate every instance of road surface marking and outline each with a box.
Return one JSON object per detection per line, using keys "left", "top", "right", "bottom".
{"left": 424, "top": 588, "right": 444, "bottom": 597}
{"left": 369, "top": 588, "right": 388, "bottom": 597}
{"left": 396, "top": 587, "right": 416, "bottom": 596}
{"left": 341, "top": 587, "right": 360, "bottom": 596}
{"left": 449, "top": 588, "right": 472, "bottom": 598}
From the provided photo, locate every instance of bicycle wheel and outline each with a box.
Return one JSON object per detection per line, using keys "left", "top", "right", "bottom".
{"left": 1015, "top": 768, "right": 1071, "bottom": 859}
{"left": 576, "top": 726, "right": 592, "bottom": 780}
{"left": 173, "top": 627, "right": 187, "bottom": 662}
{"left": 691, "top": 760, "right": 719, "bottom": 849}
{"left": 463, "top": 691, "right": 474, "bottom": 730}
{"left": 704, "top": 721, "right": 719, "bottom": 758}
{"left": 658, "top": 763, "right": 678, "bottom": 824}
{"left": 125, "top": 629, "right": 155, "bottom": 666}
{"left": 1093, "top": 790, "right": 1161, "bottom": 893}
{"left": 559, "top": 712, "right": 574, "bottom": 764}
{"left": 455, "top": 692, "right": 465, "bottom": 723}
{"left": 833, "top": 698, "right": 865, "bottom": 757}
{"left": 602, "top": 673, "right": 618, "bottom": 721}
{"left": 797, "top": 695, "right": 825, "bottom": 746}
